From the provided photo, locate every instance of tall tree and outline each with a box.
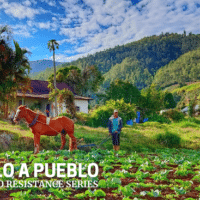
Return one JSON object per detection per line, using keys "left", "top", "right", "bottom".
{"left": 139, "top": 85, "right": 165, "bottom": 115}
{"left": 47, "top": 39, "right": 59, "bottom": 117}
{"left": 164, "top": 92, "right": 176, "bottom": 109}
{"left": 48, "top": 65, "right": 104, "bottom": 96}
{"left": 105, "top": 79, "right": 141, "bottom": 104}
{"left": 48, "top": 66, "right": 82, "bottom": 94}
{"left": 0, "top": 26, "right": 31, "bottom": 118}
{"left": 80, "top": 65, "right": 104, "bottom": 96}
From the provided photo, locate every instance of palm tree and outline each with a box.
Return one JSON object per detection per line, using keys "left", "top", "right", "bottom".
{"left": 0, "top": 39, "right": 31, "bottom": 118}
{"left": 47, "top": 39, "right": 59, "bottom": 117}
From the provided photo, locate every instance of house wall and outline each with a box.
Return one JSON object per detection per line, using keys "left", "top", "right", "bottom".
{"left": 54, "top": 99, "right": 89, "bottom": 116}
{"left": 14, "top": 97, "right": 89, "bottom": 118}
{"left": 75, "top": 99, "right": 89, "bottom": 113}
{"left": 15, "top": 97, "right": 52, "bottom": 116}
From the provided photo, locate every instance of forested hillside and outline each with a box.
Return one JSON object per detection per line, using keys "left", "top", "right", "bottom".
{"left": 103, "top": 57, "right": 153, "bottom": 89}
{"left": 32, "top": 32, "right": 200, "bottom": 89}
{"left": 153, "top": 48, "right": 200, "bottom": 88}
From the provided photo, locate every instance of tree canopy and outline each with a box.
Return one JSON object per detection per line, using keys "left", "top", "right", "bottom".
{"left": 0, "top": 25, "right": 31, "bottom": 117}
{"left": 139, "top": 85, "right": 165, "bottom": 115}
{"left": 0, "top": 39, "right": 31, "bottom": 103}
{"left": 48, "top": 65, "right": 104, "bottom": 96}
{"left": 153, "top": 47, "right": 200, "bottom": 88}
{"left": 105, "top": 79, "right": 141, "bottom": 104}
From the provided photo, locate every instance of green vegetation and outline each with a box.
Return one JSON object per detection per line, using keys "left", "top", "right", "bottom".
{"left": 49, "top": 88, "right": 76, "bottom": 118}
{"left": 153, "top": 48, "right": 200, "bottom": 88}
{"left": 105, "top": 79, "right": 141, "bottom": 104}
{"left": 86, "top": 99, "right": 136, "bottom": 128}
{"left": 155, "top": 131, "right": 181, "bottom": 148}
{"left": 139, "top": 85, "right": 165, "bottom": 116}
{"left": 148, "top": 113, "right": 171, "bottom": 124}
{"left": 164, "top": 92, "right": 177, "bottom": 109}
{"left": 104, "top": 83, "right": 176, "bottom": 121}
{"left": 1, "top": 116, "right": 200, "bottom": 153}
{"left": 103, "top": 57, "right": 153, "bottom": 89}
{"left": 162, "top": 109, "right": 185, "bottom": 122}
{"left": 1, "top": 146, "right": 200, "bottom": 199}
{"left": 48, "top": 65, "right": 104, "bottom": 96}
{"left": 169, "top": 82, "right": 200, "bottom": 109}
{"left": 0, "top": 25, "right": 31, "bottom": 118}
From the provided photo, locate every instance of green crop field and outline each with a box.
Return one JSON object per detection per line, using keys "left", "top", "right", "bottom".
{"left": 0, "top": 119, "right": 200, "bottom": 199}
{"left": 0, "top": 148, "right": 200, "bottom": 199}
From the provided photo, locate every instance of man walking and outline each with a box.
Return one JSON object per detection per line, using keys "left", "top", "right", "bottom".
{"left": 108, "top": 109, "right": 123, "bottom": 151}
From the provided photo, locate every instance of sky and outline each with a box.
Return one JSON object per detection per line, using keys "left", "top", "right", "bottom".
{"left": 0, "top": 0, "right": 200, "bottom": 63}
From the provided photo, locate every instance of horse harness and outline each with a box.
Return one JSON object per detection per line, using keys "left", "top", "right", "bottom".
{"left": 29, "top": 113, "right": 39, "bottom": 127}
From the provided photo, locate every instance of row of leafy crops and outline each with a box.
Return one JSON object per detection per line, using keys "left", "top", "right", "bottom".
{"left": 0, "top": 148, "right": 200, "bottom": 199}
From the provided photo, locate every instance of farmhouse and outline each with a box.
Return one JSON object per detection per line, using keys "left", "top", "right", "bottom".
{"left": 16, "top": 80, "right": 92, "bottom": 117}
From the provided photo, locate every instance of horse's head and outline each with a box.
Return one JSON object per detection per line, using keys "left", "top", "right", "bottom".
{"left": 13, "top": 105, "right": 27, "bottom": 123}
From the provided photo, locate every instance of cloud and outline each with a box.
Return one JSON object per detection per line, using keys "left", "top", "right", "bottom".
{"left": 57, "top": 0, "right": 200, "bottom": 61}
{"left": 58, "top": 38, "right": 78, "bottom": 46}
{"left": 39, "top": 0, "right": 56, "bottom": 7}
{"left": 12, "top": 24, "right": 36, "bottom": 38}
{"left": 38, "top": 22, "right": 51, "bottom": 29}
{"left": 2, "top": 0, "right": 200, "bottom": 62}
{"left": 47, "top": 53, "right": 86, "bottom": 63}
{"left": 22, "top": 0, "right": 32, "bottom": 7}
{"left": 0, "top": 0, "right": 45, "bottom": 19}
{"left": 27, "top": 17, "right": 59, "bottom": 31}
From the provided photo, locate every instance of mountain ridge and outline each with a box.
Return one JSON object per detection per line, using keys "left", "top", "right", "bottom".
{"left": 30, "top": 32, "right": 200, "bottom": 89}
{"left": 29, "top": 59, "right": 64, "bottom": 77}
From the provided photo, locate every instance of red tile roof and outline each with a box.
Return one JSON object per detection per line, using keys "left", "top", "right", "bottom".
{"left": 17, "top": 80, "right": 92, "bottom": 100}
{"left": 18, "top": 80, "right": 74, "bottom": 95}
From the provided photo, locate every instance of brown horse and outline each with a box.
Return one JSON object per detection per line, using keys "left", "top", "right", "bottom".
{"left": 13, "top": 105, "right": 77, "bottom": 154}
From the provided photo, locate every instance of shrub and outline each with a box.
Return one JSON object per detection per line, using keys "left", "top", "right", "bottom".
{"left": 148, "top": 113, "right": 171, "bottom": 124}
{"left": 87, "top": 107, "right": 113, "bottom": 127}
{"left": 59, "top": 112, "right": 90, "bottom": 125}
{"left": 156, "top": 131, "right": 181, "bottom": 148}
{"left": 87, "top": 99, "right": 136, "bottom": 127}
{"left": 188, "top": 100, "right": 196, "bottom": 117}
{"left": 59, "top": 112, "right": 72, "bottom": 118}
{"left": 76, "top": 112, "right": 90, "bottom": 125}
{"left": 162, "top": 109, "right": 184, "bottom": 122}
{"left": 178, "top": 121, "right": 199, "bottom": 128}
{"left": 187, "top": 117, "right": 200, "bottom": 124}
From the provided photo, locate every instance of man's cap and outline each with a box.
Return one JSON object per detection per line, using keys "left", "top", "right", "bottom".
{"left": 114, "top": 109, "right": 118, "bottom": 113}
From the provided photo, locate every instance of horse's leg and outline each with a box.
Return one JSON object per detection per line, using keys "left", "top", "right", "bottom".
{"left": 34, "top": 134, "right": 40, "bottom": 154}
{"left": 60, "top": 131, "right": 66, "bottom": 150}
{"left": 68, "top": 131, "right": 77, "bottom": 151}
{"left": 63, "top": 118, "right": 77, "bottom": 151}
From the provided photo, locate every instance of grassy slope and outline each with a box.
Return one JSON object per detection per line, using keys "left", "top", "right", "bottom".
{"left": 0, "top": 120, "right": 33, "bottom": 137}
{"left": 172, "top": 82, "right": 200, "bottom": 94}
{"left": 1, "top": 119, "right": 200, "bottom": 153}
{"left": 164, "top": 82, "right": 200, "bottom": 108}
